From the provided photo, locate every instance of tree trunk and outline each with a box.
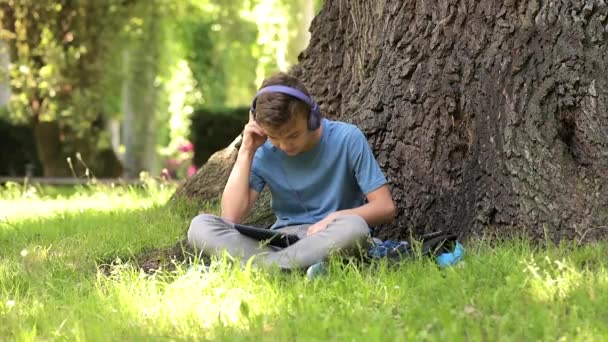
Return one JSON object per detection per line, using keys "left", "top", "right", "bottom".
{"left": 176, "top": 0, "right": 608, "bottom": 243}
{"left": 121, "top": 28, "right": 160, "bottom": 178}
{"left": 32, "top": 122, "right": 71, "bottom": 177}
{"left": 0, "top": 40, "right": 10, "bottom": 107}
{"left": 32, "top": 120, "right": 123, "bottom": 178}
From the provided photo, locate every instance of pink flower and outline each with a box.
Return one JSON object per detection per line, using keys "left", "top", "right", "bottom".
{"left": 187, "top": 165, "right": 197, "bottom": 177}
{"left": 179, "top": 141, "right": 194, "bottom": 152}
{"left": 161, "top": 168, "right": 172, "bottom": 180}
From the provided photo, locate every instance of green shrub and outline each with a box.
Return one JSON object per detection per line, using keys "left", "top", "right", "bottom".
{"left": 189, "top": 107, "right": 248, "bottom": 167}
{"left": 0, "top": 118, "right": 42, "bottom": 177}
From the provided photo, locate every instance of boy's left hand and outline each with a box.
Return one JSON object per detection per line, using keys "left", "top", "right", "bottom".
{"left": 306, "top": 213, "right": 338, "bottom": 236}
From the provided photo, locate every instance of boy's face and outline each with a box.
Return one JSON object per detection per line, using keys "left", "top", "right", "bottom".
{"left": 261, "top": 114, "right": 318, "bottom": 156}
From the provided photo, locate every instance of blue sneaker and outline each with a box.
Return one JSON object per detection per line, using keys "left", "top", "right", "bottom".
{"left": 436, "top": 241, "right": 465, "bottom": 267}
{"left": 306, "top": 262, "right": 327, "bottom": 280}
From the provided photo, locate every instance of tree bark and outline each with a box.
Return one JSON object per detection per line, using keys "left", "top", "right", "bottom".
{"left": 176, "top": 0, "right": 608, "bottom": 243}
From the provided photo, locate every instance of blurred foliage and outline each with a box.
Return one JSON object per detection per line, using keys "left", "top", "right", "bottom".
{"left": 159, "top": 0, "right": 322, "bottom": 172}
{"left": 0, "top": 1, "right": 131, "bottom": 128}
{"left": 0, "top": 0, "right": 138, "bottom": 176}
{"left": 176, "top": 1, "right": 257, "bottom": 109}
{"left": 0, "top": 0, "right": 322, "bottom": 176}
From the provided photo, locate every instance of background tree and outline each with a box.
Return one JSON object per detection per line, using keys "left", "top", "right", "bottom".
{"left": 0, "top": 40, "right": 9, "bottom": 107}
{"left": 121, "top": 1, "right": 164, "bottom": 178}
{"left": 0, "top": 0, "right": 129, "bottom": 177}
{"left": 177, "top": 0, "right": 608, "bottom": 242}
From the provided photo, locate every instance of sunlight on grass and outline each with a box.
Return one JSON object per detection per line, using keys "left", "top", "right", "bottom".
{"left": 1, "top": 184, "right": 608, "bottom": 340}
{"left": 524, "top": 256, "right": 583, "bottom": 302}
{"left": 0, "top": 181, "right": 175, "bottom": 222}
{"left": 97, "top": 260, "right": 281, "bottom": 340}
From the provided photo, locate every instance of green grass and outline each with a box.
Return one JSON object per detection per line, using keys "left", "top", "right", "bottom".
{"left": 1, "top": 183, "right": 607, "bottom": 341}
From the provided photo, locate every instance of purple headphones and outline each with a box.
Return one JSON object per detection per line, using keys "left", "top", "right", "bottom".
{"left": 250, "top": 85, "right": 322, "bottom": 131}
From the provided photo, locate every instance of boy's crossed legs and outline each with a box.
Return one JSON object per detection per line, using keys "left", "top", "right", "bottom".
{"left": 187, "top": 213, "right": 371, "bottom": 270}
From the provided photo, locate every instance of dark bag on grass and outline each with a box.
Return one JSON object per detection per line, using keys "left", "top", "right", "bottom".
{"left": 368, "top": 231, "right": 464, "bottom": 267}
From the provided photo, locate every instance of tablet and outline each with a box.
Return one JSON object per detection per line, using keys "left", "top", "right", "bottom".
{"left": 234, "top": 224, "right": 300, "bottom": 248}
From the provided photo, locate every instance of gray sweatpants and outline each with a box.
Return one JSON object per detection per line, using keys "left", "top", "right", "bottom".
{"left": 187, "top": 214, "right": 371, "bottom": 270}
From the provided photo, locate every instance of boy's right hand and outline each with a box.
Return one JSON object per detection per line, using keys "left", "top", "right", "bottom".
{"left": 241, "top": 112, "right": 267, "bottom": 152}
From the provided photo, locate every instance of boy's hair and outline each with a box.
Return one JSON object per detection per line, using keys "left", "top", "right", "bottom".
{"left": 254, "top": 72, "right": 312, "bottom": 129}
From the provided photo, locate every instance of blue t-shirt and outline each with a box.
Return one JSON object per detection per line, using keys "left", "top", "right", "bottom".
{"left": 249, "top": 119, "right": 387, "bottom": 229}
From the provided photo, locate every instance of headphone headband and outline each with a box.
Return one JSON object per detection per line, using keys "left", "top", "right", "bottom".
{"left": 250, "top": 85, "right": 321, "bottom": 130}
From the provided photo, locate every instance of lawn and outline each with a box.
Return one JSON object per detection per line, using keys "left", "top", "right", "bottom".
{"left": 1, "top": 182, "right": 607, "bottom": 341}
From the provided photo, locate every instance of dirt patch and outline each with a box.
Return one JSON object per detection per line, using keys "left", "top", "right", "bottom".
{"left": 98, "top": 239, "right": 200, "bottom": 276}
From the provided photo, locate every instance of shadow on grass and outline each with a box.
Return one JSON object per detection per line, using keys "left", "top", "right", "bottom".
{"left": 99, "top": 198, "right": 226, "bottom": 274}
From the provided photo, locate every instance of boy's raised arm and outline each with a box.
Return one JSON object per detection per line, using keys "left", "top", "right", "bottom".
{"left": 220, "top": 115, "right": 266, "bottom": 223}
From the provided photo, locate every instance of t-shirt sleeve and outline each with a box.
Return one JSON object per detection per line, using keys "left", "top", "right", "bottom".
{"left": 249, "top": 152, "right": 266, "bottom": 193}
{"left": 347, "top": 127, "right": 388, "bottom": 194}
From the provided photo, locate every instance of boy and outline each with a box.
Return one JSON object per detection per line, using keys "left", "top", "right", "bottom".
{"left": 187, "top": 72, "right": 396, "bottom": 276}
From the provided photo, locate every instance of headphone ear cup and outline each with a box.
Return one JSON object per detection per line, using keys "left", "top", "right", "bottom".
{"left": 308, "top": 105, "right": 321, "bottom": 130}
{"left": 250, "top": 99, "right": 257, "bottom": 118}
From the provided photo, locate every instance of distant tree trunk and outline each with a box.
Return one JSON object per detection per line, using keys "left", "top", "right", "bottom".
{"left": 0, "top": 40, "right": 10, "bottom": 107}
{"left": 176, "top": 0, "right": 608, "bottom": 243}
{"left": 31, "top": 120, "right": 123, "bottom": 178}
{"left": 32, "top": 122, "right": 70, "bottom": 177}
{"left": 122, "top": 18, "right": 160, "bottom": 178}
{"left": 107, "top": 118, "right": 122, "bottom": 159}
